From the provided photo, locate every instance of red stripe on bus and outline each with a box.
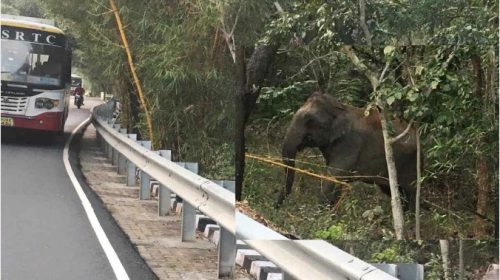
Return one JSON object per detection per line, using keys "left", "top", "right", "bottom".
{"left": 2, "top": 111, "right": 65, "bottom": 132}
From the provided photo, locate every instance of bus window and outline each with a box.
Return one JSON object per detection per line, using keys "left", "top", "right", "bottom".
{"left": 1, "top": 40, "right": 66, "bottom": 87}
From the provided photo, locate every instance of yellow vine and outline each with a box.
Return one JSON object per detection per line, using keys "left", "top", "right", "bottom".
{"left": 245, "top": 153, "right": 352, "bottom": 190}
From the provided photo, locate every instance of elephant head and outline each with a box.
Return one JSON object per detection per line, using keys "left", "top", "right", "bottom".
{"left": 278, "top": 92, "right": 350, "bottom": 206}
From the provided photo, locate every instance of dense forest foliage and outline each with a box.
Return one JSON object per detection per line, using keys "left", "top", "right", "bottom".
{"left": 4, "top": 0, "right": 498, "bottom": 278}
{"left": 236, "top": 0, "right": 498, "bottom": 240}
{"left": 331, "top": 240, "right": 497, "bottom": 280}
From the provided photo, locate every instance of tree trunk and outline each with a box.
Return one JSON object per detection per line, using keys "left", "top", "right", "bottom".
{"left": 440, "top": 240, "right": 450, "bottom": 280}
{"left": 234, "top": 46, "right": 246, "bottom": 201}
{"left": 458, "top": 239, "right": 464, "bottom": 280}
{"left": 415, "top": 126, "right": 422, "bottom": 239}
{"left": 234, "top": 44, "right": 279, "bottom": 201}
{"left": 471, "top": 54, "right": 490, "bottom": 238}
{"left": 128, "top": 81, "right": 142, "bottom": 138}
{"left": 379, "top": 108, "right": 405, "bottom": 239}
{"left": 474, "top": 157, "right": 490, "bottom": 237}
{"left": 358, "top": 0, "right": 372, "bottom": 45}
{"left": 486, "top": 49, "right": 498, "bottom": 238}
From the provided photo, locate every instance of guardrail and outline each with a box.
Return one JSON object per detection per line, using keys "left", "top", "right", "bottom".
{"left": 92, "top": 102, "right": 420, "bottom": 280}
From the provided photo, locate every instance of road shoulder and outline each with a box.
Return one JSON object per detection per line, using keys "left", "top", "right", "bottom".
{"left": 77, "top": 123, "right": 251, "bottom": 280}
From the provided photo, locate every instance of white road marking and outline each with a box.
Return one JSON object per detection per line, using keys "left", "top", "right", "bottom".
{"left": 63, "top": 114, "right": 130, "bottom": 280}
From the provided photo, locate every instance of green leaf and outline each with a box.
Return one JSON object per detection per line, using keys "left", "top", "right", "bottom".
{"left": 408, "top": 91, "right": 418, "bottom": 102}
{"left": 384, "top": 45, "right": 395, "bottom": 56}
{"left": 386, "top": 96, "right": 395, "bottom": 105}
{"left": 446, "top": 74, "right": 458, "bottom": 81}
{"left": 431, "top": 80, "right": 439, "bottom": 89}
{"left": 415, "top": 65, "right": 424, "bottom": 76}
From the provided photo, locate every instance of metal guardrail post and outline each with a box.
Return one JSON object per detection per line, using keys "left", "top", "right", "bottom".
{"left": 104, "top": 140, "right": 110, "bottom": 156}
{"left": 102, "top": 122, "right": 109, "bottom": 154}
{"left": 99, "top": 119, "right": 107, "bottom": 152}
{"left": 215, "top": 180, "right": 236, "bottom": 278}
{"left": 117, "top": 128, "right": 128, "bottom": 174}
{"left": 157, "top": 150, "right": 172, "bottom": 216}
{"left": 106, "top": 120, "right": 114, "bottom": 162}
{"left": 126, "top": 134, "right": 137, "bottom": 186}
{"left": 112, "top": 124, "right": 121, "bottom": 166}
{"left": 177, "top": 162, "right": 198, "bottom": 242}
{"left": 282, "top": 272, "right": 295, "bottom": 280}
{"left": 372, "top": 264, "right": 424, "bottom": 280}
{"left": 138, "top": 141, "right": 152, "bottom": 200}
{"left": 96, "top": 129, "right": 102, "bottom": 147}
{"left": 218, "top": 227, "right": 236, "bottom": 278}
{"left": 397, "top": 264, "right": 424, "bottom": 280}
{"left": 212, "top": 180, "right": 235, "bottom": 193}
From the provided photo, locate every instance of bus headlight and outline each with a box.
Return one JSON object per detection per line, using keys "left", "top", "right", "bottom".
{"left": 45, "top": 101, "right": 54, "bottom": 109}
{"left": 35, "top": 99, "right": 45, "bottom": 108}
{"left": 35, "top": 98, "right": 60, "bottom": 110}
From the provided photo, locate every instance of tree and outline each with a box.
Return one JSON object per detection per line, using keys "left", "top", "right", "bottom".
{"left": 340, "top": 45, "right": 409, "bottom": 239}
{"left": 210, "top": 0, "right": 282, "bottom": 200}
{"left": 440, "top": 240, "right": 450, "bottom": 280}
{"left": 235, "top": 44, "right": 279, "bottom": 200}
{"left": 2, "top": 0, "right": 45, "bottom": 17}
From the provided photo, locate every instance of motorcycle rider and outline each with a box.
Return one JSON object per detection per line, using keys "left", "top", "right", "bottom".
{"left": 74, "top": 84, "right": 85, "bottom": 106}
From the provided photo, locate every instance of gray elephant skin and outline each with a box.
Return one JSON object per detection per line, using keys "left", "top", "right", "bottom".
{"left": 280, "top": 92, "right": 418, "bottom": 210}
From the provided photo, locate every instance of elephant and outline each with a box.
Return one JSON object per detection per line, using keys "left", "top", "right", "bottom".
{"left": 279, "top": 91, "right": 418, "bottom": 211}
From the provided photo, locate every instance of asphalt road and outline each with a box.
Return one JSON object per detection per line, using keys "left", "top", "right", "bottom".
{"left": 1, "top": 97, "right": 157, "bottom": 280}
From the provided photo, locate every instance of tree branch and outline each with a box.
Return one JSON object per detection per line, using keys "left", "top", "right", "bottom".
{"left": 389, "top": 119, "right": 414, "bottom": 144}
{"left": 289, "top": 52, "right": 337, "bottom": 80}
{"left": 358, "top": 0, "right": 372, "bottom": 45}
{"left": 228, "top": 6, "right": 242, "bottom": 39}
{"left": 274, "top": 1, "right": 284, "bottom": 13}
{"left": 219, "top": 5, "right": 242, "bottom": 63}
{"left": 341, "top": 45, "right": 379, "bottom": 89}
{"left": 378, "top": 60, "right": 391, "bottom": 84}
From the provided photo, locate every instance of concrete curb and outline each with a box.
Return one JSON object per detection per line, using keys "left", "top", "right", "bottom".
{"left": 162, "top": 191, "right": 284, "bottom": 280}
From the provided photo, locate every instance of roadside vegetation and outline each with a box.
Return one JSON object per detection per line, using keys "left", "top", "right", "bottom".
{"left": 237, "top": 2, "right": 498, "bottom": 241}
{"left": 331, "top": 240, "right": 497, "bottom": 280}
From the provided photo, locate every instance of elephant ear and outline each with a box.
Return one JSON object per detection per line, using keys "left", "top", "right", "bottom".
{"left": 328, "top": 110, "right": 350, "bottom": 144}
{"left": 304, "top": 113, "right": 328, "bottom": 130}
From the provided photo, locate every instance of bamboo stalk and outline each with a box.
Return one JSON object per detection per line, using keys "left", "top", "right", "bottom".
{"left": 109, "top": 0, "right": 155, "bottom": 146}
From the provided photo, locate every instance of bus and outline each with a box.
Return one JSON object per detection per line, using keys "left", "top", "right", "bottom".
{"left": 1, "top": 15, "right": 72, "bottom": 133}
{"left": 70, "top": 74, "right": 82, "bottom": 95}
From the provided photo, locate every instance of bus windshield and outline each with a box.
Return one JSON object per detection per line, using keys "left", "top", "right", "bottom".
{"left": 1, "top": 39, "right": 67, "bottom": 88}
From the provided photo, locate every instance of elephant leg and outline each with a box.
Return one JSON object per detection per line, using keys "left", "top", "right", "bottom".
{"left": 399, "top": 186, "right": 412, "bottom": 212}
{"left": 275, "top": 180, "right": 293, "bottom": 208}
{"left": 378, "top": 183, "right": 414, "bottom": 212}
{"left": 377, "top": 184, "right": 391, "bottom": 196}
{"left": 398, "top": 170, "right": 417, "bottom": 213}
{"left": 319, "top": 181, "right": 343, "bottom": 207}
{"left": 276, "top": 191, "right": 286, "bottom": 208}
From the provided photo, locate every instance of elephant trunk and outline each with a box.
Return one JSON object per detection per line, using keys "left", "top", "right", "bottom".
{"left": 278, "top": 129, "right": 304, "bottom": 206}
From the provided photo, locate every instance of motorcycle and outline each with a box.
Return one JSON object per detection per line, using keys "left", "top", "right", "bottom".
{"left": 75, "top": 95, "right": 83, "bottom": 109}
